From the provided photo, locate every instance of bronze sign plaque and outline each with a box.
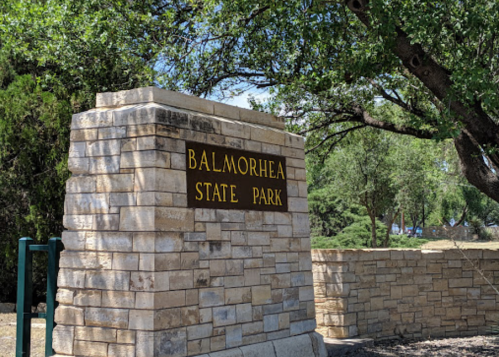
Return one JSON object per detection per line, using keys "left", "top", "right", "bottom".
{"left": 186, "top": 142, "right": 288, "bottom": 211}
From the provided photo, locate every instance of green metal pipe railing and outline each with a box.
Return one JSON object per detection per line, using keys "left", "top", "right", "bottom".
{"left": 16, "top": 237, "right": 64, "bottom": 357}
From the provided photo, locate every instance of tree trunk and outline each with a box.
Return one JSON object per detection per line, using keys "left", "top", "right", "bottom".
{"left": 369, "top": 213, "right": 378, "bottom": 248}
{"left": 384, "top": 209, "right": 400, "bottom": 247}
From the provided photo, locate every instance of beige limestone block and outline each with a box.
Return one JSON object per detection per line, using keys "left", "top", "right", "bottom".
{"left": 121, "top": 137, "right": 137, "bottom": 151}
{"left": 72, "top": 108, "right": 113, "bottom": 129}
{"left": 213, "top": 305, "right": 237, "bottom": 327}
{"left": 247, "top": 232, "right": 270, "bottom": 246}
{"left": 55, "top": 306, "right": 84, "bottom": 325}
{"left": 69, "top": 142, "right": 86, "bottom": 158}
{"left": 129, "top": 310, "right": 155, "bottom": 330}
{"left": 130, "top": 271, "right": 169, "bottom": 292}
{"left": 169, "top": 270, "right": 194, "bottom": 290}
{"left": 102, "top": 291, "right": 135, "bottom": 309}
{"left": 86, "top": 139, "right": 121, "bottom": 157}
{"left": 154, "top": 290, "right": 187, "bottom": 309}
{"left": 61, "top": 231, "right": 86, "bottom": 250}
{"left": 110, "top": 192, "right": 136, "bottom": 206}
{"left": 119, "top": 207, "right": 154, "bottom": 231}
{"left": 221, "top": 120, "right": 251, "bottom": 139}
{"left": 73, "top": 290, "right": 102, "bottom": 307}
{"left": 74, "top": 341, "right": 108, "bottom": 357}
{"left": 98, "top": 126, "right": 127, "bottom": 139}
{"left": 121, "top": 150, "right": 170, "bottom": 169}
{"left": 285, "top": 133, "right": 305, "bottom": 149}
{"left": 56, "top": 289, "right": 75, "bottom": 305}
{"left": 180, "top": 252, "right": 199, "bottom": 270}
{"left": 65, "top": 193, "right": 109, "bottom": 214}
{"left": 244, "top": 269, "right": 261, "bottom": 286}
{"left": 120, "top": 207, "right": 194, "bottom": 232}
{"left": 250, "top": 126, "right": 285, "bottom": 145}
{"left": 225, "top": 288, "right": 252, "bottom": 305}
{"left": 86, "top": 232, "right": 133, "bottom": 252}
{"left": 288, "top": 197, "right": 309, "bottom": 213}
{"left": 155, "top": 308, "right": 182, "bottom": 329}
{"left": 87, "top": 156, "right": 121, "bottom": 174}
{"left": 252, "top": 285, "right": 272, "bottom": 305}
{"left": 140, "top": 252, "right": 180, "bottom": 271}
{"left": 136, "top": 192, "right": 173, "bottom": 206}
{"left": 292, "top": 213, "right": 310, "bottom": 238}
{"left": 173, "top": 193, "right": 188, "bottom": 207}
{"left": 206, "top": 223, "right": 222, "bottom": 240}
{"left": 64, "top": 214, "right": 119, "bottom": 231}
{"left": 112, "top": 253, "right": 139, "bottom": 270}
{"left": 271, "top": 274, "right": 291, "bottom": 289}
{"left": 71, "top": 128, "right": 98, "bottom": 141}
{"left": 261, "top": 143, "right": 281, "bottom": 155}
{"left": 136, "top": 136, "right": 185, "bottom": 152}
{"left": 52, "top": 325, "right": 74, "bottom": 355}
{"left": 117, "top": 330, "right": 136, "bottom": 344}
{"left": 134, "top": 168, "right": 186, "bottom": 193}
{"left": 75, "top": 326, "right": 117, "bottom": 343}
{"left": 199, "top": 288, "right": 225, "bottom": 308}
{"left": 181, "top": 306, "right": 200, "bottom": 326}
{"left": 187, "top": 323, "right": 213, "bottom": 340}
{"left": 200, "top": 242, "right": 231, "bottom": 260}
{"left": 245, "top": 140, "right": 262, "bottom": 152}
{"left": 156, "top": 207, "right": 194, "bottom": 231}
{"left": 132, "top": 232, "right": 183, "bottom": 253}
{"left": 171, "top": 152, "right": 186, "bottom": 170}
{"left": 95, "top": 174, "right": 134, "bottom": 192}
{"left": 108, "top": 344, "right": 135, "bottom": 357}
{"left": 85, "top": 307, "right": 129, "bottom": 329}
{"left": 226, "top": 260, "right": 244, "bottom": 276}
{"left": 57, "top": 269, "right": 86, "bottom": 289}
{"left": 66, "top": 176, "right": 96, "bottom": 193}
{"left": 68, "top": 158, "right": 90, "bottom": 174}
{"left": 86, "top": 271, "right": 130, "bottom": 291}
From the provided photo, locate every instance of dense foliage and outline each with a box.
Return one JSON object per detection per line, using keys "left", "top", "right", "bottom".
{"left": 157, "top": 0, "right": 499, "bottom": 205}
{"left": 307, "top": 129, "right": 499, "bottom": 249}
{"left": 0, "top": 1, "right": 173, "bottom": 302}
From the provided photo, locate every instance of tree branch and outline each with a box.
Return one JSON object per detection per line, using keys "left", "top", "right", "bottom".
{"left": 305, "top": 124, "right": 366, "bottom": 153}
{"left": 351, "top": 105, "right": 434, "bottom": 139}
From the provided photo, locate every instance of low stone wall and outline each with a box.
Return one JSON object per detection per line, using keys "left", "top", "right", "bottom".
{"left": 312, "top": 249, "right": 499, "bottom": 340}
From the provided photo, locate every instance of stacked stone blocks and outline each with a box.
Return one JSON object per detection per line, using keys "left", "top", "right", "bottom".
{"left": 313, "top": 249, "right": 499, "bottom": 340}
{"left": 53, "top": 88, "right": 322, "bottom": 357}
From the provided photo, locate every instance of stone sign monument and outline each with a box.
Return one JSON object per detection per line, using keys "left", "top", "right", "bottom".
{"left": 53, "top": 87, "right": 326, "bottom": 357}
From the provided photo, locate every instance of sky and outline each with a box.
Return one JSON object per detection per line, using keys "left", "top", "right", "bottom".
{"left": 211, "top": 88, "right": 271, "bottom": 110}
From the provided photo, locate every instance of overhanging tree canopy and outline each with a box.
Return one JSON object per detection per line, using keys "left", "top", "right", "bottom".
{"left": 159, "top": 0, "right": 499, "bottom": 203}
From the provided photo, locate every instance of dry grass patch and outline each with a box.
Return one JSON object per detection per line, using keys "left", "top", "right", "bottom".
{"left": 421, "top": 239, "right": 499, "bottom": 250}
{"left": 0, "top": 313, "right": 45, "bottom": 357}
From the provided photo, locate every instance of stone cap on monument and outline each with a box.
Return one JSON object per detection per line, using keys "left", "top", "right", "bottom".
{"left": 95, "top": 86, "right": 285, "bottom": 130}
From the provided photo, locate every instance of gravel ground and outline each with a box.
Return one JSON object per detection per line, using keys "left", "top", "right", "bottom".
{"left": 0, "top": 313, "right": 45, "bottom": 357}
{"left": 350, "top": 335, "right": 499, "bottom": 356}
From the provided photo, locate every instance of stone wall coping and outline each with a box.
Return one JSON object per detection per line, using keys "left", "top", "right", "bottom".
{"left": 95, "top": 86, "right": 285, "bottom": 130}
{"left": 311, "top": 248, "right": 499, "bottom": 261}
{"left": 311, "top": 248, "right": 499, "bottom": 253}
{"left": 73, "top": 102, "right": 297, "bottom": 138}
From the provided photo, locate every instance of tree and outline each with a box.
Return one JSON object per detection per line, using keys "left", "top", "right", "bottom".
{"left": 0, "top": 0, "right": 195, "bottom": 302}
{"left": 322, "top": 128, "right": 398, "bottom": 247}
{"left": 394, "top": 136, "right": 442, "bottom": 230}
{"left": 159, "top": 0, "right": 499, "bottom": 204}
